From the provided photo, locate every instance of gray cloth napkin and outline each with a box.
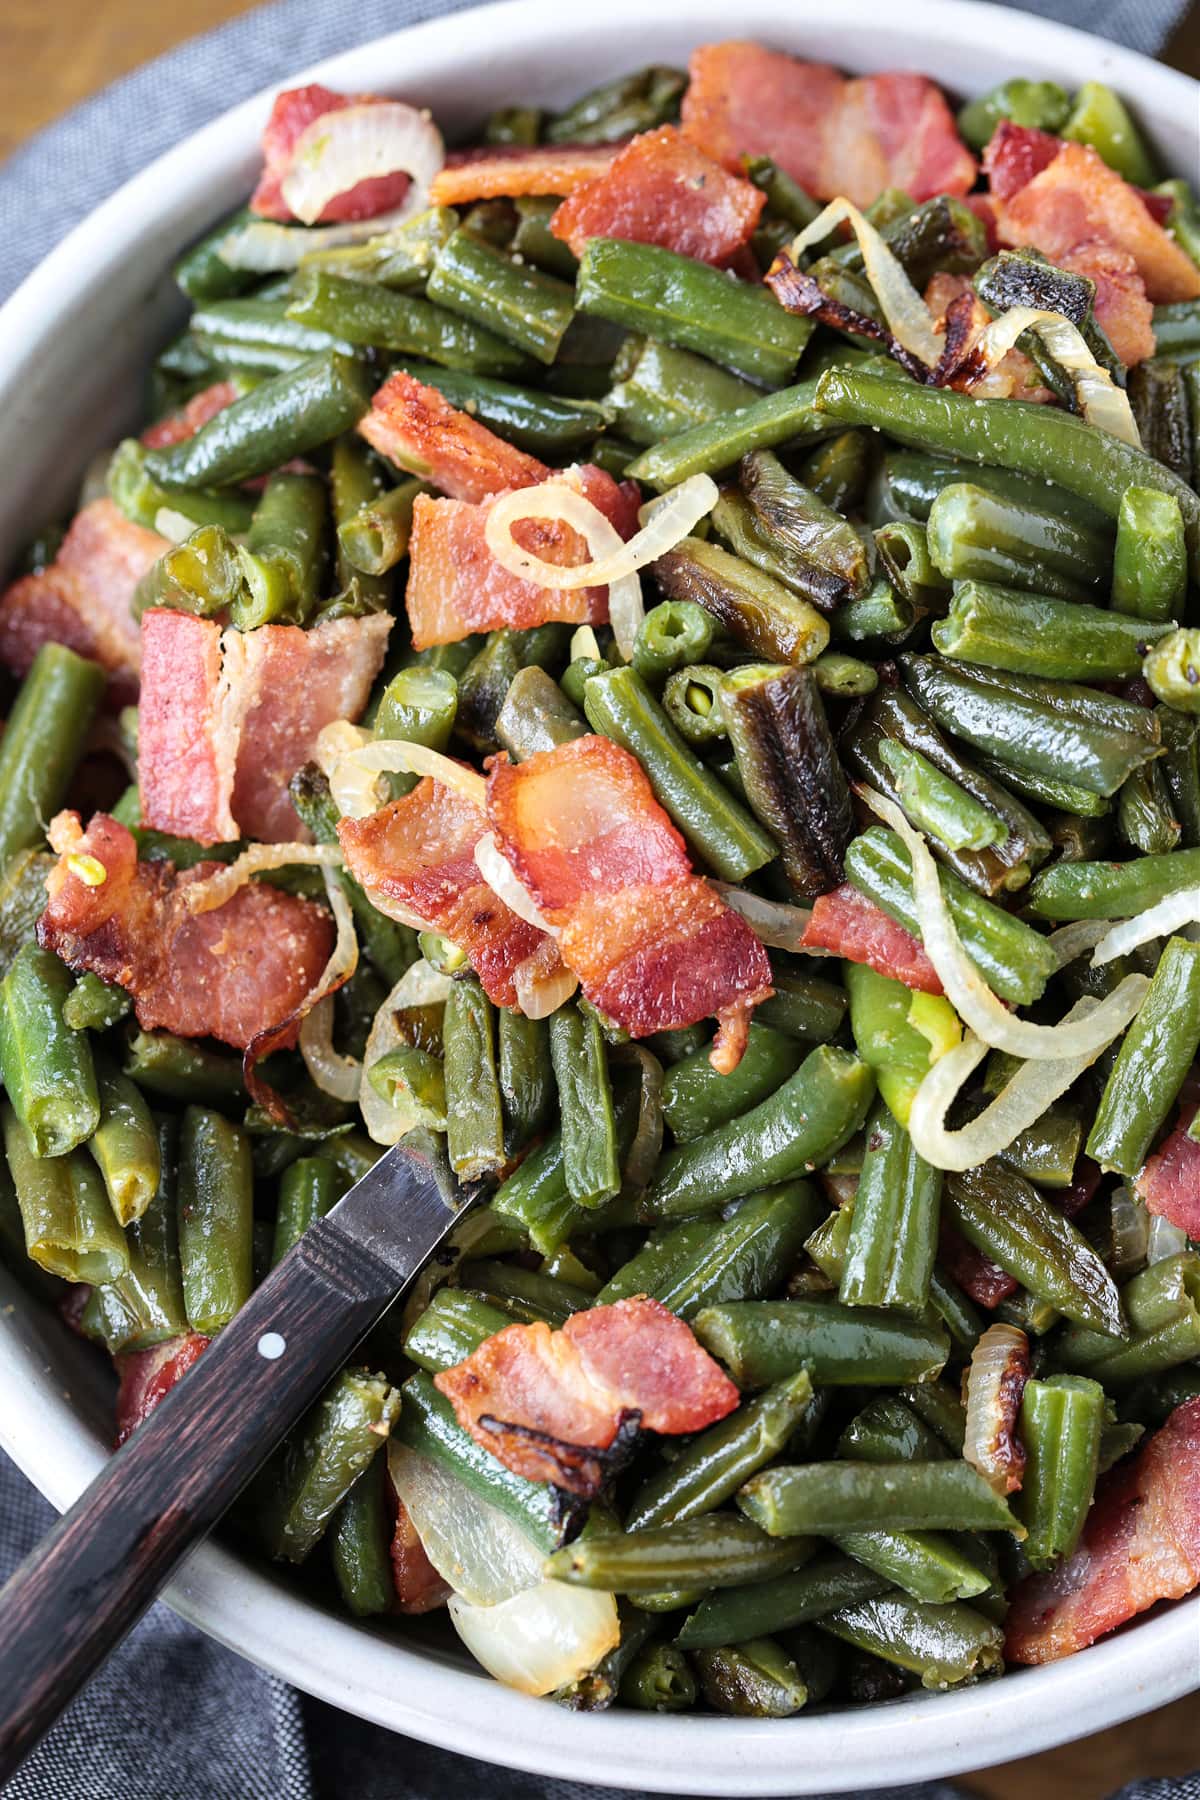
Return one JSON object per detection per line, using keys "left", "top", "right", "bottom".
{"left": 0, "top": 0, "right": 1197, "bottom": 1794}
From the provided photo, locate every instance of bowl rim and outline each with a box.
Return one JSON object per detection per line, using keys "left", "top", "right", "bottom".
{"left": 1, "top": 0, "right": 1199, "bottom": 1789}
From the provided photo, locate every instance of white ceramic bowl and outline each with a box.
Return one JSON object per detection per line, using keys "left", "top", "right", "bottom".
{"left": 1, "top": 3, "right": 1198, "bottom": 1788}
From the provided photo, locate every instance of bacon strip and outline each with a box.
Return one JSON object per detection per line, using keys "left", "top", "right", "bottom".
{"left": 486, "top": 737, "right": 772, "bottom": 1047}
{"left": 550, "top": 125, "right": 764, "bottom": 266}
{"left": 1136, "top": 1099, "right": 1200, "bottom": 1238}
{"left": 0, "top": 500, "right": 164, "bottom": 702}
{"left": 391, "top": 1498, "right": 452, "bottom": 1614}
{"left": 139, "top": 611, "right": 391, "bottom": 844}
{"left": 680, "top": 42, "right": 975, "bottom": 206}
{"left": 939, "top": 1221, "right": 1018, "bottom": 1309}
{"left": 360, "top": 371, "right": 550, "bottom": 503}
{"left": 141, "top": 381, "right": 239, "bottom": 450}
{"left": 429, "top": 143, "right": 621, "bottom": 207}
{"left": 39, "top": 811, "right": 334, "bottom": 1050}
{"left": 1006, "top": 1398, "right": 1200, "bottom": 1663}
{"left": 337, "top": 776, "right": 550, "bottom": 1010}
{"left": 434, "top": 1297, "right": 739, "bottom": 1496}
{"left": 250, "top": 83, "right": 412, "bottom": 223}
{"left": 802, "top": 883, "right": 943, "bottom": 995}
{"left": 115, "top": 1333, "right": 210, "bottom": 1445}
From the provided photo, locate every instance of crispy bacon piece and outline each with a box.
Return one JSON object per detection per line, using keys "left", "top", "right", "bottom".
{"left": 802, "top": 883, "right": 942, "bottom": 995}
{"left": 138, "top": 611, "right": 391, "bottom": 844}
{"left": 360, "top": 371, "right": 550, "bottom": 504}
{"left": 1007, "top": 1398, "right": 1200, "bottom": 1663}
{"left": 434, "top": 1297, "right": 739, "bottom": 1496}
{"left": 391, "top": 1498, "right": 452, "bottom": 1614}
{"left": 486, "top": 737, "right": 771, "bottom": 1046}
{"left": 680, "top": 42, "right": 975, "bottom": 207}
{"left": 39, "top": 811, "right": 333, "bottom": 1050}
{"left": 250, "top": 84, "right": 412, "bottom": 223}
{"left": 337, "top": 776, "right": 549, "bottom": 1010}
{"left": 429, "top": 142, "right": 621, "bottom": 207}
{"left": 115, "top": 1333, "right": 210, "bottom": 1445}
{"left": 0, "top": 500, "right": 163, "bottom": 701}
{"left": 986, "top": 128, "right": 1200, "bottom": 308}
{"left": 549, "top": 125, "right": 764, "bottom": 266}
{"left": 141, "top": 381, "right": 239, "bottom": 450}
{"left": 924, "top": 272, "right": 1054, "bottom": 400}
{"left": 939, "top": 1221, "right": 1018, "bottom": 1309}
{"left": 1136, "top": 1099, "right": 1200, "bottom": 1238}
{"left": 1058, "top": 240, "right": 1157, "bottom": 371}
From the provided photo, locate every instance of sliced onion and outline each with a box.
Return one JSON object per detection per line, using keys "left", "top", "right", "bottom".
{"left": 513, "top": 950, "right": 578, "bottom": 1018}
{"left": 787, "top": 199, "right": 943, "bottom": 365}
{"left": 1147, "top": 1212, "right": 1190, "bottom": 1264}
{"left": 448, "top": 1581, "right": 620, "bottom": 1696}
{"left": 279, "top": 102, "right": 444, "bottom": 228}
{"left": 1109, "top": 1184, "right": 1150, "bottom": 1275}
{"left": 963, "top": 1322, "right": 1030, "bottom": 1496}
{"left": 711, "top": 880, "right": 812, "bottom": 952}
{"left": 474, "top": 833, "right": 553, "bottom": 930}
{"left": 1048, "top": 920, "right": 1115, "bottom": 969}
{"left": 153, "top": 507, "right": 199, "bottom": 545}
{"left": 297, "top": 865, "right": 362, "bottom": 1099}
{"left": 1092, "top": 890, "right": 1200, "bottom": 966}
{"left": 219, "top": 208, "right": 421, "bottom": 272}
{"left": 908, "top": 996, "right": 1124, "bottom": 1172}
{"left": 387, "top": 1442, "right": 543, "bottom": 1607}
{"left": 360, "top": 960, "right": 452, "bottom": 1145}
{"left": 859, "top": 786, "right": 1150, "bottom": 1060}
{"left": 316, "top": 720, "right": 487, "bottom": 819}
{"left": 614, "top": 1044, "right": 665, "bottom": 1191}
{"left": 972, "top": 306, "right": 1141, "bottom": 447}
{"left": 569, "top": 624, "right": 603, "bottom": 662}
{"left": 180, "top": 842, "right": 343, "bottom": 915}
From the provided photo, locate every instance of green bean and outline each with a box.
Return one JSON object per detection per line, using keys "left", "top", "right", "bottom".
{"left": 396, "top": 1371, "right": 565, "bottom": 1549}
{"left": 870, "top": 449, "right": 1107, "bottom": 534}
{"left": 901, "top": 654, "right": 1160, "bottom": 801}
{"left": 286, "top": 271, "right": 531, "bottom": 376}
{"left": 597, "top": 1218, "right": 715, "bottom": 1306}
{"left": 877, "top": 739, "right": 1004, "bottom": 854}
{"left": 426, "top": 228, "right": 575, "bottom": 364}
{"left": 442, "top": 978, "right": 505, "bottom": 1181}
{"left": 694, "top": 1299, "right": 947, "bottom": 1389}
{"left": 632, "top": 601, "right": 716, "bottom": 687}
{"left": 329, "top": 433, "right": 391, "bottom": 603}
{"left": 177, "top": 1106, "right": 253, "bottom": 1335}
{"left": 840, "top": 1397, "right": 948, "bottom": 1466}
{"left": 813, "top": 365, "right": 1200, "bottom": 581}
{"left": 933, "top": 582, "right": 1173, "bottom": 683}
{"left": 1061, "top": 80, "right": 1158, "bottom": 185}
{"left": 1087, "top": 936, "right": 1200, "bottom": 1176}
{"left": 490, "top": 1126, "right": 639, "bottom": 1256}
{"left": 373, "top": 665, "right": 458, "bottom": 755}
{"left": 619, "top": 1644, "right": 696, "bottom": 1712}
{"left": 270, "top": 1156, "right": 342, "bottom": 1267}
{"left": 229, "top": 471, "right": 327, "bottom": 629}
{"left": 122, "top": 1029, "right": 245, "bottom": 1102}
{"left": 661, "top": 667, "right": 727, "bottom": 746}
{"left": 653, "top": 1183, "right": 823, "bottom": 1322}
{"left": 995, "top": 1107, "right": 1084, "bottom": 1190}
{"left": 873, "top": 521, "right": 950, "bottom": 615}
{"left": 2, "top": 1103, "right": 127, "bottom": 1284}
{"left": 1112, "top": 486, "right": 1188, "bottom": 622}
{"left": 660, "top": 544, "right": 830, "bottom": 677}
{"left": 943, "top": 1163, "right": 1123, "bottom": 1336}
{"left": 261, "top": 1367, "right": 400, "bottom": 1563}
{"left": 545, "top": 1514, "right": 816, "bottom": 1594}
{"left": 0, "top": 645, "right": 104, "bottom": 871}
{"left": 738, "top": 1460, "right": 1019, "bottom": 1539}
{"left": 87, "top": 1121, "right": 188, "bottom": 1351}
{"left": 337, "top": 477, "right": 424, "bottom": 577}
{"left": 1153, "top": 297, "right": 1200, "bottom": 360}
{"left": 131, "top": 522, "right": 243, "bottom": 621}
{"left": 812, "top": 651, "right": 877, "bottom": 699}
{"left": 493, "top": 666, "right": 588, "bottom": 762}
{"left": 840, "top": 1100, "right": 940, "bottom": 1314}
{"left": 692, "top": 1638, "right": 809, "bottom": 1717}
{"left": 0, "top": 944, "right": 100, "bottom": 1159}
{"left": 927, "top": 483, "right": 1111, "bottom": 601}
{"left": 1155, "top": 706, "right": 1200, "bottom": 848}
{"left": 330, "top": 1458, "right": 394, "bottom": 1617}
{"left": 405, "top": 1288, "right": 512, "bottom": 1373}
{"left": 108, "top": 438, "right": 255, "bottom": 538}
{"left": 819, "top": 1592, "right": 1003, "bottom": 1689}
{"left": 742, "top": 450, "right": 870, "bottom": 605}
{"left": 457, "top": 624, "right": 572, "bottom": 752}
{"left": 661, "top": 1025, "right": 804, "bottom": 1143}
{"left": 631, "top": 379, "right": 835, "bottom": 490}
{"left": 644, "top": 1046, "right": 874, "bottom": 1221}
{"left": 555, "top": 1605, "right": 658, "bottom": 1711}
{"left": 627, "top": 1371, "right": 816, "bottom": 1531}
{"left": 1144, "top": 627, "right": 1200, "bottom": 714}
{"left": 1026, "top": 844, "right": 1200, "bottom": 919}
{"left": 582, "top": 665, "right": 776, "bottom": 881}
{"left": 844, "top": 826, "right": 1057, "bottom": 1007}
{"left": 401, "top": 362, "right": 605, "bottom": 457}
{"left": 188, "top": 296, "right": 353, "bottom": 362}
{"left": 975, "top": 756, "right": 1112, "bottom": 820}
{"left": 1128, "top": 359, "right": 1193, "bottom": 483}
{"left": 830, "top": 578, "right": 914, "bottom": 645}
{"left": 721, "top": 663, "right": 853, "bottom": 900}
{"left": 1014, "top": 1375, "right": 1104, "bottom": 1570}
{"left": 173, "top": 207, "right": 257, "bottom": 300}
{"left": 845, "top": 968, "right": 962, "bottom": 1137}
{"left": 145, "top": 352, "right": 371, "bottom": 490}
{"left": 577, "top": 238, "right": 812, "bottom": 385}
{"left": 957, "top": 78, "right": 1070, "bottom": 151}
{"left": 86, "top": 1056, "right": 161, "bottom": 1229}
{"left": 494, "top": 1008, "right": 553, "bottom": 1158}
{"left": 546, "top": 1004, "right": 619, "bottom": 1207}
{"left": 676, "top": 1554, "right": 887, "bottom": 1651}
{"left": 1057, "top": 1253, "right": 1200, "bottom": 1385}
{"left": 464, "top": 1258, "right": 591, "bottom": 1327}
{"left": 607, "top": 340, "right": 758, "bottom": 445}
{"left": 548, "top": 65, "right": 685, "bottom": 143}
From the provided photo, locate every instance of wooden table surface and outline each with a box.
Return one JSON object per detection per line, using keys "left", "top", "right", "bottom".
{"left": 1, "top": 3, "right": 1199, "bottom": 1795}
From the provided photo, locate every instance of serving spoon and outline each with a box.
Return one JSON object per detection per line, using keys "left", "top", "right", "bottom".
{"left": 0, "top": 1133, "right": 481, "bottom": 1784}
